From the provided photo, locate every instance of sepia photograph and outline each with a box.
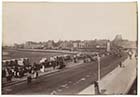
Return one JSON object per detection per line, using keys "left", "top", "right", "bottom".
{"left": 2, "top": 1, "right": 138, "bottom": 95}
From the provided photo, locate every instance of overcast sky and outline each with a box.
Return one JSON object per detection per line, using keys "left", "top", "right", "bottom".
{"left": 3, "top": 2, "right": 137, "bottom": 46}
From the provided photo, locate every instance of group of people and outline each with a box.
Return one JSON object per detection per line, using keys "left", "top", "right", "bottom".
{"left": 39, "top": 55, "right": 67, "bottom": 70}
{"left": 2, "top": 49, "right": 127, "bottom": 84}
{"left": 2, "top": 58, "right": 40, "bottom": 83}
{"left": 2, "top": 54, "right": 83, "bottom": 83}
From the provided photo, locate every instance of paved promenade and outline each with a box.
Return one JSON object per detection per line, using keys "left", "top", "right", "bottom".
{"left": 79, "top": 55, "right": 137, "bottom": 95}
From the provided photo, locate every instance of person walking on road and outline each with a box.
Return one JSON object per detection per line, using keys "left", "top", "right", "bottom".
{"left": 27, "top": 72, "right": 32, "bottom": 84}
{"left": 119, "top": 62, "right": 122, "bottom": 68}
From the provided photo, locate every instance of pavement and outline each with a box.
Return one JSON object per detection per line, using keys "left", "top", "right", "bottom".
{"left": 79, "top": 54, "right": 137, "bottom": 95}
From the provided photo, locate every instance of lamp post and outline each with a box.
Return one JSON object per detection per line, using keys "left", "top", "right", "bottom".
{"left": 94, "top": 54, "right": 101, "bottom": 94}
{"left": 97, "top": 54, "right": 101, "bottom": 81}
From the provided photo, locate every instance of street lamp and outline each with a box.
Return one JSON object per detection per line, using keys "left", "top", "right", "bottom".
{"left": 93, "top": 54, "right": 101, "bottom": 94}
{"left": 97, "top": 54, "right": 101, "bottom": 81}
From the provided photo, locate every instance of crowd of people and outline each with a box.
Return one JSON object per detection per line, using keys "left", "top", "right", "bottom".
{"left": 2, "top": 49, "right": 130, "bottom": 84}
{"left": 2, "top": 53, "right": 95, "bottom": 83}
{"left": 2, "top": 58, "right": 39, "bottom": 82}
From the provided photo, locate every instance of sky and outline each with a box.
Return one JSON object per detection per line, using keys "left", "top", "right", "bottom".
{"left": 3, "top": 2, "right": 137, "bottom": 46}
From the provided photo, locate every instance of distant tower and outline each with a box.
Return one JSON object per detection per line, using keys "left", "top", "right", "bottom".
{"left": 107, "top": 41, "right": 110, "bottom": 52}
{"left": 114, "top": 34, "right": 122, "bottom": 41}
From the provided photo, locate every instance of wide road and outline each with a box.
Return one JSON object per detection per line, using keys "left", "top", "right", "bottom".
{"left": 2, "top": 53, "right": 128, "bottom": 95}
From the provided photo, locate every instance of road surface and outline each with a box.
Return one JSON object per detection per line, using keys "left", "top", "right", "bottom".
{"left": 2, "top": 53, "right": 128, "bottom": 95}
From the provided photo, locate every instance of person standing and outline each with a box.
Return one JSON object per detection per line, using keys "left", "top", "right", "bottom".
{"left": 94, "top": 81, "right": 100, "bottom": 94}
{"left": 40, "top": 65, "right": 45, "bottom": 72}
{"left": 73, "top": 55, "right": 77, "bottom": 63}
{"left": 33, "top": 70, "right": 38, "bottom": 79}
{"left": 128, "top": 50, "right": 133, "bottom": 59}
